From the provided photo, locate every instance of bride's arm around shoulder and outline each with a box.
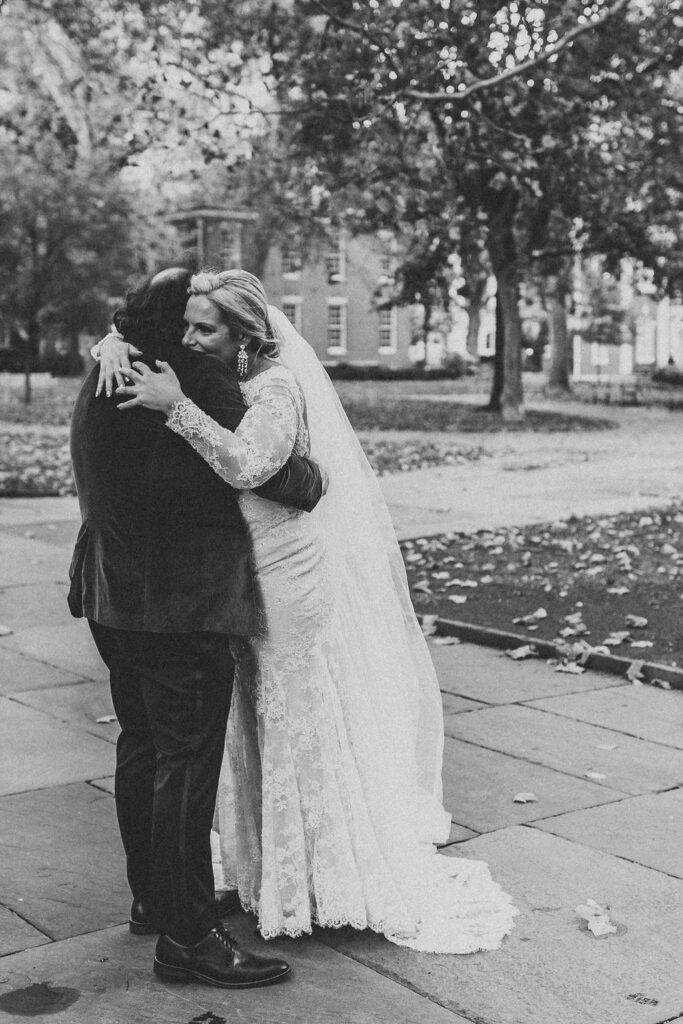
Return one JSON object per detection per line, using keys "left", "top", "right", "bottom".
{"left": 167, "top": 364, "right": 302, "bottom": 489}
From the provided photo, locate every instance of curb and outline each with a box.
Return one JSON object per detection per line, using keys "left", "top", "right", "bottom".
{"left": 430, "top": 616, "right": 683, "bottom": 692}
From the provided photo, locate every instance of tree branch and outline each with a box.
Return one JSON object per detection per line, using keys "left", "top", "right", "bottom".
{"left": 404, "top": 0, "right": 631, "bottom": 103}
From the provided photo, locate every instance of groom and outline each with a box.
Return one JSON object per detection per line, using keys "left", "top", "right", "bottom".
{"left": 69, "top": 267, "right": 323, "bottom": 988}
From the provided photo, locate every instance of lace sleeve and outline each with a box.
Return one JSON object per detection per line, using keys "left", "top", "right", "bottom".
{"left": 166, "top": 372, "right": 299, "bottom": 489}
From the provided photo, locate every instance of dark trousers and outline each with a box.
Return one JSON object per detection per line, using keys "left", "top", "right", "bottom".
{"left": 89, "top": 621, "right": 234, "bottom": 945}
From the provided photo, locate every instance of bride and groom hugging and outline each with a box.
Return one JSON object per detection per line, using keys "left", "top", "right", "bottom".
{"left": 68, "top": 266, "right": 517, "bottom": 991}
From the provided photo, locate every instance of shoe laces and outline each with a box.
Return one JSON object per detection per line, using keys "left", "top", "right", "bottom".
{"left": 214, "top": 924, "right": 237, "bottom": 951}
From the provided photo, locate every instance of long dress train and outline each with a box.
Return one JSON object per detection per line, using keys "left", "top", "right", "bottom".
{"left": 167, "top": 360, "right": 517, "bottom": 953}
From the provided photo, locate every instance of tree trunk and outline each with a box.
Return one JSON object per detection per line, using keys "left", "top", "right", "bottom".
{"left": 465, "top": 276, "right": 486, "bottom": 358}
{"left": 487, "top": 290, "right": 504, "bottom": 412}
{"left": 486, "top": 188, "right": 524, "bottom": 421}
{"left": 23, "top": 320, "right": 41, "bottom": 404}
{"left": 497, "top": 265, "right": 524, "bottom": 422}
{"left": 546, "top": 272, "right": 572, "bottom": 394}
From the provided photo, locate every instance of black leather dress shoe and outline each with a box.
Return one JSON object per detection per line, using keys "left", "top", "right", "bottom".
{"left": 129, "top": 898, "right": 159, "bottom": 936}
{"left": 130, "top": 890, "right": 241, "bottom": 935}
{"left": 153, "top": 925, "right": 291, "bottom": 988}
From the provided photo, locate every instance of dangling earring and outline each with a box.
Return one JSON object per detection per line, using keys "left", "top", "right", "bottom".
{"left": 237, "top": 342, "right": 249, "bottom": 381}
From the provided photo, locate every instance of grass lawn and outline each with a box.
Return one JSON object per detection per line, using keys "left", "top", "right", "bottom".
{"left": 402, "top": 505, "right": 683, "bottom": 667}
{"left": 0, "top": 373, "right": 611, "bottom": 497}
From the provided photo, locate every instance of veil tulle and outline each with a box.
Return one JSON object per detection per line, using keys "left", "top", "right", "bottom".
{"left": 268, "top": 305, "right": 451, "bottom": 843}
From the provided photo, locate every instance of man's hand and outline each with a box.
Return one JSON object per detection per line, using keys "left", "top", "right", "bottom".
{"left": 116, "top": 361, "right": 185, "bottom": 416}
{"left": 95, "top": 334, "right": 143, "bottom": 398}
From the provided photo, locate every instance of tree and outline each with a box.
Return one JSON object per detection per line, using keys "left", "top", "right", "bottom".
{"left": 0, "top": 117, "right": 150, "bottom": 399}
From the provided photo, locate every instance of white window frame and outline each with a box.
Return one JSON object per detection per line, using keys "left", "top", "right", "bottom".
{"left": 378, "top": 306, "right": 398, "bottom": 354}
{"left": 219, "top": 220, "right": 242, "bottom": 267}
{"left": 326, "top": 297, "right": 348, "bottom": 354}
{"left": 281, "top": 295, "right": 303, "bottom": 334}
{"left": 324, "top": 231, "right": 347, "bottom": 284}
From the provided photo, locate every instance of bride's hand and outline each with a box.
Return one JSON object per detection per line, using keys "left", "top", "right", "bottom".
{"left": 116, "top": 361, "right": 185, "bottom": 416}
{"left": 94, "top": 334, "right": 143, "bottom": 398}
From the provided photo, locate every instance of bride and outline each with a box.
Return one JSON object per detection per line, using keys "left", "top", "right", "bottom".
{"left": 104, "top": 268, "right": 517, "bottom": 953}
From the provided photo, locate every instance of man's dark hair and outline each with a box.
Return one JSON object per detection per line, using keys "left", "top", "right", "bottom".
{"left": 113, "top": 267, "right": 192, "bottom": 359}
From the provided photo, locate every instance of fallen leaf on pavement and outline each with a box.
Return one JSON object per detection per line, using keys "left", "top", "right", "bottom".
{"left": 555, "top": 661, "right": 586, "bottom": 674}
{"left": 652, "top": 678, "right": 672, "bottom": 689}
{"left": 575, "top": 899, "right": 618, "bottom": 937}
{"left": 96, "top": 715, "right": 118, "bottom": 724}
{"left": 0, "top": 624, "right": 13, "bottom": 636}
{"left": 431, "top": 635, "right": 460, "bottom": 646}
{"left": 597, "top": 743, "right": 618, "bottom": 750}
{"left": 506, "top": 645, "right": 539, "bottom": 660}
{"left": 584, "top": 770, "right": 607, "bottom": 780}
{"left": 420, "top": 615, "right": 438, "bottom": 636}
{"left": 513, "top": 792, "right": 538, "bottom": 804}
{"left": 627, "top": 659, "right": 645, "bottom": 684}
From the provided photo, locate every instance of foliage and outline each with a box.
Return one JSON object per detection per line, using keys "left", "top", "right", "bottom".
{"left": 402, "top": 504, "right": 683, "bottom": 666}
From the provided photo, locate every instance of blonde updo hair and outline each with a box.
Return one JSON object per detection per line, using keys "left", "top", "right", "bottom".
{"left": 189, "top": 269, "right": 279, "bottom": 359}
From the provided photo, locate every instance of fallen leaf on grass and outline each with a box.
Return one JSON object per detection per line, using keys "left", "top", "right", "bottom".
{"left": 96, "top": 715, "right": 118, "bottom": 724}
{"left": 513, "top": 792, "right": 538, "bottom": 804}
{"left": 630, "top": 640, "right": 654, "bottom": 648}
{"left": 448, "top": 594, "right": 468, "bottom": 604}
{"left": 513, "top": 607, "right": 547, "bottom": 625}
{"left": 603, "top": 631, "right": 631, "bottom": 647}
{"left": 625, "top": 614, "right": 648, "bottom": 629}
{"left": 506, "top": 645, "right": 539, "bottom": 660}
{"left": 607, "top": 586, "right": 630, "bottom": 596}
{"left": 413, "top": 580, "right": 433, "bottom": 595}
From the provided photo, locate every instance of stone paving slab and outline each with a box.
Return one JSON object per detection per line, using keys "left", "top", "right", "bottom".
{"left": 0, "top": 783, "right": 128, "bottom": 940}
{"left": 0, "top": 534, "right": 72, "bottom": 587}
{"left": 431, "top": 642, "right": 624, "bottom": 704}
{"left": 0, "top": 647, "right": 84, "bottom": 695}
{"left": 439, "top": 822, "right": 479, "bottom": 846}
{"left": 441, "top": 736, "right": 624, "bottom": 833}
{"left": 535, "top": 789, "right": 683, "bottom": 879}
{"left": 0, "top": 905, "right": 49, "bottom": 958}
{"left": 0, "top": 519, "right": 79, "bottom": 549}
{"left": 441, "top": 692, "right": 484, "bottom": 716}
{"left": 0, "top": 496, "right": 79, "bottom": 528}
{"left": 0, "top": 698, "right": 114, "bottom": 795}
{"left": 321, "top": 826, "right": 683, "bottom": 1024}
{"left": 527, "top": 686, "right": 683, "bottom": 750}
{"left": 12, "top": 681, "right": 118, "bottom": 743}
{"left": 88, "top": 777, "right": 115, "bottom": 796}
{"left": 446, "top": 705, "right": 683, "bottom": 795}
{"left": 0, "top": 920, "right": 467, "bottom": 1024}
{"left": 0, "top": 582, "right": 74, "bottom": 632}
{"left": 1, "top": 622, "right": 108, "bottom": 683}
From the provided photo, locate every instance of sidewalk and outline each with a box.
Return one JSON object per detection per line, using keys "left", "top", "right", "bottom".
{"left": 1, "top": 465, "right": 683, "bottom": 1022}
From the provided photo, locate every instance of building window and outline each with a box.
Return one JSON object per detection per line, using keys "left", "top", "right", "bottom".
{"left": 282, "top": 244, "right": 303, "bottom": 277}
{"left": 326, "top": 298, "right": 348, "bottom": 353}
{"left": 324, "top": 231, "right": 346, "bottom": 284}
{"left": 282, "top": 296, "right": 303, "bottom": 334}
{"left": 378, "top": 307, "right": 398, "bottom": 354}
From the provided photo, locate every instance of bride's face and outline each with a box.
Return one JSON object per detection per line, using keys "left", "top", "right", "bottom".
{"left": 182, "top": 294, "right": 239, "bottom": 364}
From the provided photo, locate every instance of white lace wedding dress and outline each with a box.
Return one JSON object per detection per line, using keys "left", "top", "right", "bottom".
{"left": 167, "top": 341, "right": 517, "bottom": 953}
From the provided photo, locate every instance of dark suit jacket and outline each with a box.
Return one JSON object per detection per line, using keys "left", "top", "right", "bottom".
{"left": 68, "top": 350, "right": 322, "bottom": 636}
